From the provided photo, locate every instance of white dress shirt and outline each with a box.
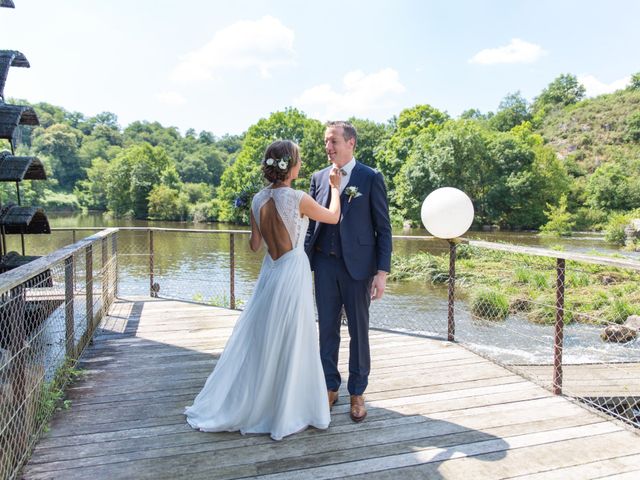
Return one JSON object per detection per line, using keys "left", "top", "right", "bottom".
{"left": 337, "top": 157, "right": 356, "bottom": 194}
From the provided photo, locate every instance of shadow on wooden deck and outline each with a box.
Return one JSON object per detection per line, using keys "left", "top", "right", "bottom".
{"left": 20, "top": 298, "right": 640, "bottom": 479}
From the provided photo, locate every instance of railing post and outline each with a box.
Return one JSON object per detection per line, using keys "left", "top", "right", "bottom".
{"left": 553, "top": 257, "right": 565, "bottom": 395}
{"left": 1, "top": 225, "right": 6, "bottom": 256}
{"left": 65, "top": 255, "right": 75, "bottom": 358}
{"left": 101, "top": 237, "right": 108, "bottom": 317}
{"left": 229, "top": 233, "right": 236, "bottom": 309}
{"left": 112, "top": 232, "right": 118, "bottom": 298}
{"left": 447, "top": 240, "right": 456, "bottom": 342}
{"left": 85, "top": 245, "right": 93, "bottom": 335}
{"left": 149, "top": 230, "right": 155, "bottom": 297}
{"left": 7, "top": 285, "right": 27, "bottom": 460}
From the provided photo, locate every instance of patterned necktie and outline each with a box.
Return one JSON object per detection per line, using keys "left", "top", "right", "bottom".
{"left": 340, "top": 168, "right": 347, "bottom": 176}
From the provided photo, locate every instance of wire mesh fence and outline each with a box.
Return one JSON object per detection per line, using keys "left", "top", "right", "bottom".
{"left": 109, "top": 229, "right": 451, "bottom": 338}
{"left": 0, "top": 229, "right": 116, "bottom": 480}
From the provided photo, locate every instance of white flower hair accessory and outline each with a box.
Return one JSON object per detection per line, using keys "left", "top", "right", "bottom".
{"left": 263, "top": 155, "right": 291, "bottom": 170}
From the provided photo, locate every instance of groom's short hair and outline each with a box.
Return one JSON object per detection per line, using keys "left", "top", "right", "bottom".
{"left": 325, "top": 120, "right": 357, "bottom": 148}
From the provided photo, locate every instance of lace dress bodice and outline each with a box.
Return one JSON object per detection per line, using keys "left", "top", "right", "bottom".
{"left": 251, "top": 187, "right": 309, "bottom": 251}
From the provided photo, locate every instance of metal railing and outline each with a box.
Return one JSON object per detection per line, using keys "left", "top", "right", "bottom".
{"left": 1, "top": 226, "right": 638, "bottom": 478}
{"left": 0, "top": 228, "right": 117, "bottom": 480}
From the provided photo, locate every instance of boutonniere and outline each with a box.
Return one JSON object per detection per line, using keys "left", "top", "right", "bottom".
{"left": 345, "top": 186, "right": 362, "bottom": 203}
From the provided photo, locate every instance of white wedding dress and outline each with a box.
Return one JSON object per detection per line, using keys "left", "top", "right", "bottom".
{"left": 185, "top": 186, "right": 330, "bottom": 440}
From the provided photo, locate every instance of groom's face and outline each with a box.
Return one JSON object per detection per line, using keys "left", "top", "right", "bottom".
{"left": 324, "top": 127, "right": 354, "bottom": 167}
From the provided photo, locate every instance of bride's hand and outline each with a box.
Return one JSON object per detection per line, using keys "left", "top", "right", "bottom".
{"left": 329, "top": 167, "right": 341, "bottom": 190}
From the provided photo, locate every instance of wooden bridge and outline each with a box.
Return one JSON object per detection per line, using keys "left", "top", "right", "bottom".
{"left": 21, "top": 297, "right": 640, "bottom": 479}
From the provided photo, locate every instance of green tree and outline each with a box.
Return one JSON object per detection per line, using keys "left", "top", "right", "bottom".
{"left": 586, "top": 160, "right": 640, "bottom": 210}
{"left": 629, "top": 72, "right": 640, "bottom": 91}
{"left": 488, "top": 91, "right": 531, "bottom": 132}
{"left": 376, "top": 104, "right": 448, "bottom": 193}
{"left": 31, "top": 123, "right": 84, "bottom": 190}
{"left": 147, "top": 184, "right": 189, "bottom": 220}
{"left": 161, "top": 164, "right": 182, "bottom": 190}
{"left": 348, "top": 118, "right": 391, "bottom": 168}
{"left": 123, "top": 121, "right": 181, "bottom": 149}
{"left": 182, "top": 182, "right": 212, "bottom": 204}
{"left": 216, "top": 133, "right": 244, "bottom": 154}
{"left": 480, "top": 124, "right": 556, "bottom": 227}
{"left": 394, "top": 120, "right": 569, "bottom": 228}
{"left": 176, "top": 148, "right": 227, "bottom": 185}
{"left": 31, "top": 102, "right": 71, "bottom": 128}
{"left": 459, "top": 108, "right": 487, "bottom": 121}
{"left": 533, "top": 74, "right": 586, "bottom": 114}
{"left": 75, "top": 158, "right": 110, "bottom": 210}
{"left": 394, "top": 120, "right": 488, "bottom": 223}
{"left": 104, "top": 143, "right": 172, "bottom": 217}
{"left": 77, "top": 123, "right": 124, "bottom": 168}
{"left": 214, "top": 108, "right": 324, "bottom": 223}
{"left": 198, "top": 130, "right": 215, "bottom": 145}
{"left": 540, "top": 195, "right": 575, "bottom": 236}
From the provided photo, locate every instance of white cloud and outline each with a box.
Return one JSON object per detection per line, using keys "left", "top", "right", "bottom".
{"left": 156, "top": 91, "right": 187, "bottom": 106}
{"left": 578, "top": 74, "right": 630, "bottom": 97}
{"left": 469, "top": 38, "right": 546, "bottom": 65}
{"left": 294, "top": 69, "right": 405, "bottom": 120}
{"left": 170, "top": 16, "right": 295, "bottom": 82}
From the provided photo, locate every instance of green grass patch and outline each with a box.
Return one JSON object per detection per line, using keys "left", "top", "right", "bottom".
{"left": 391, "top": 246, "right": 640, "bottom": 326}
{"left": 471, "top": 290, "right": 509, "bottom": 321}
{"left": 36, "top": 358, "right": 85, "bottom": 434}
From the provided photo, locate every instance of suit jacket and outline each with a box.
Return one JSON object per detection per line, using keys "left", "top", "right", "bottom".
{"left": 304, "top": 161, "right": 392, "bottom": 281}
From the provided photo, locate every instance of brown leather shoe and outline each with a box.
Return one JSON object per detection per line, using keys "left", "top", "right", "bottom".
{"left": 350, "top": 395, "right": 367, "bottom": 422}
{"left": 328, "top": 390, "right": 339, "bottom": 410}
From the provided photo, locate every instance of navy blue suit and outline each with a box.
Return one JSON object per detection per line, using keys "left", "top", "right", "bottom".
{"left": 305, "top": 161, "right": 392, "bottom": 395}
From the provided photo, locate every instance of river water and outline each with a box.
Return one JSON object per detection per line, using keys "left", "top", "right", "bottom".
{"left": 7, "top": 212, "right": 640, "bottom": 366}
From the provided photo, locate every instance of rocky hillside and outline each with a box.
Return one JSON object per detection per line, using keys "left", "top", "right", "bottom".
{"left": 537, "top": 89, "right": 640, "bottom": 173}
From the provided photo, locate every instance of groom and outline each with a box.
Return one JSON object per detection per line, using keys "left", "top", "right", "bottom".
{"left": 305, "top": 121, "right": 392, "bottom": 422}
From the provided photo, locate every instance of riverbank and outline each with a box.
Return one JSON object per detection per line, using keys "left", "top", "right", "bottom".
{"left": 391, "top": 244, "right": 640, "bottom": 326}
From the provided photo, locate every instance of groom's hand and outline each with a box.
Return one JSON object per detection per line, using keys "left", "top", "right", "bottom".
{"left": 370, "top": 271, "right": 387, "bottom": 300}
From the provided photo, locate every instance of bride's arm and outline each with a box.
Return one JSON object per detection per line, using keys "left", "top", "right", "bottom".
{"left": 249, "top": 209, "right": 262, "bottom": 252}
{"left": 299, "top": 168, "right": 341, "bottom": 224}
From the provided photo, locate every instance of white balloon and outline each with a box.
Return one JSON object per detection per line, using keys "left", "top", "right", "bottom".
{"left": 421, "top": 187, "right": 474, "bottom": 239}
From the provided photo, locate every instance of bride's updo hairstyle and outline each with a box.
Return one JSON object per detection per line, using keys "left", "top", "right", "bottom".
{"left": 262, "top": 140, "right": 301, "bottom": 184}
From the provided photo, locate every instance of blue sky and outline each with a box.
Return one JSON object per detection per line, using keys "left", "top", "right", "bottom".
{"left": 2, "top": 0, "right": 639, "bottom": 135}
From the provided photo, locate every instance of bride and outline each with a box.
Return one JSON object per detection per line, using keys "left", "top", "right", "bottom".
{"left": 185, "top": 140, "right": 341, "bottom": 441}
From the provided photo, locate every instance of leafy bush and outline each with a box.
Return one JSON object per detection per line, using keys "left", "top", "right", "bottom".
{"left": 625, "top": 111, "right": 640, "bottom": 142}
{"left": 147, "top": 185, "right": 189, "bottom": 221}
{"left": 471, "top": 290, "right": 509, "bottom": 321}
{"left": 540, "top": 195, "right": 574, "bottom": 236}
{"left": 40, "top": 191, "right": 81, "bottom": 210}
{"left": 604, "top": 212, "right": 632, "bottom": 245}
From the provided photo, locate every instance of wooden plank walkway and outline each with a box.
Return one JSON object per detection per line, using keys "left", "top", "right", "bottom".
{"left": 517, "top": 364, "right": 640, "bottom": 397}
{"left": 22, "top": 298, "right": 640, "bottom": 479}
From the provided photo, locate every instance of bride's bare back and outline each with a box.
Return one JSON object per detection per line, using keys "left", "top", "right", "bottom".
{"left": 251, "top": 187, "right": 308, "bottom": 260}
{"left": 249, "top": 170, "right": 342, "bottom": 258}
{"left": 259, "top": 198, "right": 293, "bottom": 260}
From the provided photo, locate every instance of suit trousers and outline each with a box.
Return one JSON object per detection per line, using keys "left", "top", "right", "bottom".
{"left": 313, "top": 252, "right": 372, "bottom": 396}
